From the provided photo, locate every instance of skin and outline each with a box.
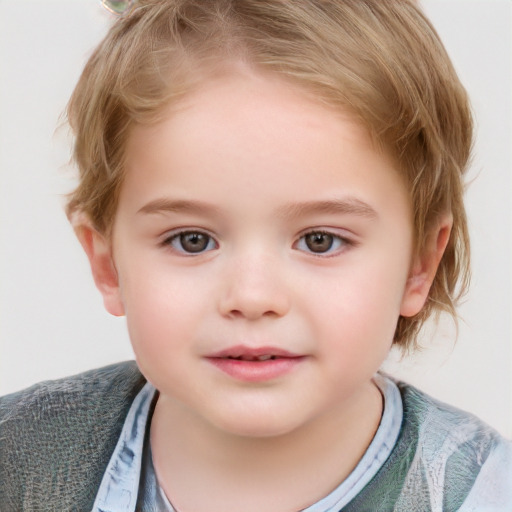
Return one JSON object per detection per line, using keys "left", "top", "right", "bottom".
{"left": 77, "top": 67, "right": 451, "bottom": 512}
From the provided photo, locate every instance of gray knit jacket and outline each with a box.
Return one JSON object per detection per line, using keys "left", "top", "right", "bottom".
{"left": 0, "top": 361, "right": 146, "bottom": 511}
{"left": 2, "top": 361, "right": 511, "bottom": 511}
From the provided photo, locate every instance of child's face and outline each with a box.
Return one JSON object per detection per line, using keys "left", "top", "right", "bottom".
{"left": 97, "top": 70, "right": 428, "bottom": 437}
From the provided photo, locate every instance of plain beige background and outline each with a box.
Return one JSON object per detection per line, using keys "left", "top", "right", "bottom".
{"left": 0, "top": 0, "right": 511, "bottom": 436}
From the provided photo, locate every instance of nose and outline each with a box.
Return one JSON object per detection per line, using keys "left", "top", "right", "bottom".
{"left": 218, "top": 252, "right": 291, "bottom": 321}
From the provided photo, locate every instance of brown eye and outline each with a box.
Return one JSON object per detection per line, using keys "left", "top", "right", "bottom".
{"left": 180, "top": 232, "right": 209, "bottom": 252}
{"left": 304, "top": 232, "right": 334, "bottom": 253}
{"left": 295, "top": 230, "right": 349, "bottom": 256}
{"left": 166, "top": 231, "right": 216, "bottom": 254}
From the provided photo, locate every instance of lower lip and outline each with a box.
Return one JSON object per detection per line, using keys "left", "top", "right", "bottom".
{"left": 207, "top": 357, "right": 305, "bottom": 382}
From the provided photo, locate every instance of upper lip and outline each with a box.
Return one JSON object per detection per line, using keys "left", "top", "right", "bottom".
{"left": 207, "top": 345, "right": 302, "bottom": 361}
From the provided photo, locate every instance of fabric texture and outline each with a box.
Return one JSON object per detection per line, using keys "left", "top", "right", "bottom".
{"left": 342, "top": 383, "right": 512, "bottom": 511}
{"left": 1, "top": 361, "right": 511, "bottom": 511}
{"left": 0, "top": 361, "right": 146, "bottom": 512}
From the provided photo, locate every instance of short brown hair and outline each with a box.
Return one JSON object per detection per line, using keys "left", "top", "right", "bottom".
{"left": 67, "top": 0, "right": 472, "bottom": 350}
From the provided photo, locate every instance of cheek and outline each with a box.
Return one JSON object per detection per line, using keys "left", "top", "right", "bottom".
{"left": 305, "top": 263, "right": 407, "bottom": 352}
{"left": 120, "top": 267, "right": 214, "bottom": 358}
{"left": 122, "top": 284, "right": 192, "bottom": 390}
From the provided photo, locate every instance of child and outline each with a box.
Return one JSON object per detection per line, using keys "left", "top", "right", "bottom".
{"left": 1, "top": 0, "right": 511, "bottom": 510}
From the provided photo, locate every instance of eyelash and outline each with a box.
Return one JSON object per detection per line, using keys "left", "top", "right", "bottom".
{"left": 294, "top": 230, "right": 353, "bottom": 257}
{"left": 161, "top": 230, "right": 218, "bottom": 255}
{"left": 160, "top": 229, "right": 354, "bottom": 256}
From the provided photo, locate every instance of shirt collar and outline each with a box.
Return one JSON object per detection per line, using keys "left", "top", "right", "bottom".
{"left": 92, "top": 382, "right": 156, "bottom": 512}
{"left": 92, "top": 374, "right": 402, "bottom": 512}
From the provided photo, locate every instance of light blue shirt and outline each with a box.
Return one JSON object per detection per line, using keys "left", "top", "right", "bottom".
{"left": 91, "top": 375, "right": 403, "bottom": 511}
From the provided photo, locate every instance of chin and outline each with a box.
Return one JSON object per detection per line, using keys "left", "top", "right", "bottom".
{"left": 220, "top": 422, "right": 297, "bottom": 439}
{"left": 208, "top": 408, "right": 307, "bottom": 439}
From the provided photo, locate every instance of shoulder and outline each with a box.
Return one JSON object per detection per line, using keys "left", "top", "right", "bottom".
{"left": 345, "top": 378, "right": 512, "bottom": 511}
{"left": 0, "top": 361, "right": 145, "bottom": 431}
{"left": 397, "top": 380, "right": 512, "bottom": 510}
{"left": 0, "top": 360, "right": 144, "bottom": 408}
{"left": 0, "top": 361, "right": 146, "bottom": 512}
{"left": 397, "top": 380, "right": 510, "bottom": 451}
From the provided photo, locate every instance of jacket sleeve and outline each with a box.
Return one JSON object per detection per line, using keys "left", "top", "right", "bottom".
{"left": 0, "top": 361, "right": 146, "bottom": 512}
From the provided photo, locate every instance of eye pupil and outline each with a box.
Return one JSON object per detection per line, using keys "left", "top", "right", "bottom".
{"left": 180, "top": 232, "right": 209, "bottom": 253}
{"left": 305, "top": 232, "right": 334, "bottom": 253}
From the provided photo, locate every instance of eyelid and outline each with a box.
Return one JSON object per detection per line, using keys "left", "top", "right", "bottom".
{"left": 296, "top": 226, "right": 356, "bottom": 241}
{"left": 294, "top": 227, "right": 356, "bottom": 256}
{"left": 160, "top": 227, "right": 219, "bottom": 254}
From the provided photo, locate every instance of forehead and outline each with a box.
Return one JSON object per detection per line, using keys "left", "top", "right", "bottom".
{"left": 120, "top": 69, "right": 409, "bottom": 221}
{"left": 126, "top": 67, "right": 391, "bottom": 166}
{"left": 129, "top": 62, "right": 374, "bottom": 138}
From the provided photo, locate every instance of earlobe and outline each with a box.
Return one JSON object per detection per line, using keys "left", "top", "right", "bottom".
{"left": 73, "top": 215, "right": 125, "bottom": 317}
{"left": 400, "top": 215, "right": 453, "bottom": 318}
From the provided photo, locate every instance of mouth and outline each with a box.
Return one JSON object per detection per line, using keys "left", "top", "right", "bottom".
{"left": 205, "top": 346, "right": 305, "bottom": 382}
{"left": 208, "top": 346, "right": 301, "bottom": 361}
{"left": 224, "top": 354, "right": 289, "bottom": 362}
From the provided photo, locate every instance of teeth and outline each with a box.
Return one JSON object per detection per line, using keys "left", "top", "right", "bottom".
{"left": 228, "top": 355, "right": 276, "bottom": 361}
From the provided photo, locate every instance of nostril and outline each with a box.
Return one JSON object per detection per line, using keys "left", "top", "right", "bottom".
{"left": 218, "top": 273, "right": 291, "bottom": 319}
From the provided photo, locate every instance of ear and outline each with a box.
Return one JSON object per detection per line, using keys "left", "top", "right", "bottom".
{"left": 72, "top": 214, "right": 125, "bottom": 317}
{"left": 400, "top": 214, "right": 453, "bottom": 318}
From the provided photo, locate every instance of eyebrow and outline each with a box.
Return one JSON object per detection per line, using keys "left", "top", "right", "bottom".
{"left": 137, "top": 197, "right": 378, "bottom": 220}
{"left": 137, "top": 198, "right": 221, "bottom": 216}
{"left": 277, "top": 198, "right": 378, "bottom": 220}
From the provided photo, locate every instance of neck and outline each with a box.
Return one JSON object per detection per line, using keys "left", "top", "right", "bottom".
{"left": 150, "top": 381, "right": 383, "bottom": 512}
